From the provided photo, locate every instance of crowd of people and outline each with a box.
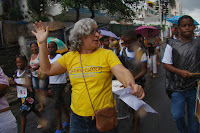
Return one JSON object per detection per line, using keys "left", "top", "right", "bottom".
{"left": 7, "top": 42, "right": 70, "bottom": 133}
{"left": 0, "top": 15, "right": 200, "bottom": 133}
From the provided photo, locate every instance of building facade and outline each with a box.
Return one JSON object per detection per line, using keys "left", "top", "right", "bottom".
{"left": 170, "top": 1, "right": 182, "bottom": 16}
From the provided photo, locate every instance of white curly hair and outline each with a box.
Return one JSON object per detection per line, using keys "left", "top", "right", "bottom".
{"left": 69, "top": 18, "right": 97, "bottom": 51}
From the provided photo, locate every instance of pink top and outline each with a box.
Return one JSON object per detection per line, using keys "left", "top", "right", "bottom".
{"left": 30, "top": 54, "right": 39, "bottom": 77}
{"left": 0, "top": 67, "right": 9, "bottom": 110}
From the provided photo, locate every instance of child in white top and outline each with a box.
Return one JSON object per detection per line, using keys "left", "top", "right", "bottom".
{"left": 11, "top": 55, "right": 46, "bottom": 133}
{"left": 48, "top": 41, "right": 70, "bottom": 133}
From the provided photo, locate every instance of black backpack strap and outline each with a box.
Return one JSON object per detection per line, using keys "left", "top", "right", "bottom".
{"left": 120, "top": 47, "right": 133, "bottom": 70}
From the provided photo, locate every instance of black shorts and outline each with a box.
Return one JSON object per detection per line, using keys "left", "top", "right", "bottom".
{"left": 50, "top": 84, "right": 66, "bottom": 108}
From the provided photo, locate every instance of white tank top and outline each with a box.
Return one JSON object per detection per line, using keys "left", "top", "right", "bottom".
{"left": 30, "top": 54, "right": 39, "bottom": 77}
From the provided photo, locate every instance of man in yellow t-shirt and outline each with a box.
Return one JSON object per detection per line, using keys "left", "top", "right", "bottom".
{"left": 57, "top": 48, "right": 121, "bottom": 116}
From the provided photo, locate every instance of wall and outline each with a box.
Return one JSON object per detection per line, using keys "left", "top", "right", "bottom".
{"left": 0, "top": 45, "right": 20, "bottom": 77}
{"left": 1, "top": 21, "right": 69, "bottom": 76}
{"left": 2, "top": 21, "right": 68, "bottom": 45}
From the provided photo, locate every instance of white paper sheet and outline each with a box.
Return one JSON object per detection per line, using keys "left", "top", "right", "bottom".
{"left": 112, "top": 80, "right": 124, "bottom": 92}
{"left": 112, "top": 80, "right": 158, "bottom": 114}
{"left": 16, "top": 86, "right": 27, "bottom": 98}
{"left": 15, "top": 78, "right": 27, "bottom": 98}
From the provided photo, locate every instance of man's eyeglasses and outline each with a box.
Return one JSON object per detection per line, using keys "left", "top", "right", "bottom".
{"left": 90, "top": 29, "right": 101, "bottom": 35}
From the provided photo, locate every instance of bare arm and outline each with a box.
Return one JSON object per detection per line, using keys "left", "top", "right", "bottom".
{"left": 43, "top": 61, "right": 67, "bottom": 76}
{"left": 156, "top": 36, "right": 164, "bottom": 49}
{"left": 0, "top": 70, "right": 9, "bottom": 97}
{"left": 152, "top": 39, "right": 158, "bottom": 47}
{"left": 0, "top": 84, "right": 8, "bottom": 98}
{"left": 134, "top": 62, "right": 147, "bottom": 80}
{"left": 163, "top": 63, "right": 192, "bottom": 78}
{"left": 112, "top": 64, "right": 135, "bottom": 87}
{"left": 32, "top": 21, "right": 66, "bottom": 76}
{"left": 111, "top": 64, "right": 145, "bottom": 99}
{"left": 159, "top": 43, "right": 164, "bottom": 49}
{"left": 38, "top": 44, "right": 66, "bottom": 76}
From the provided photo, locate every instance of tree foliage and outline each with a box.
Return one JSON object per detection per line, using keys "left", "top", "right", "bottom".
{"left": 101, "top": 0, "right": 135, "bottom": 19}
{"left": 61, "top": 0, "right": 84, "bottom": 21}
{"left": 84, "top": 0, "right": 101, "bottom": 19}
{"left": 60, "top": 0, "right": 135, "bottom": 21}
{"left": 27, "top": 0, "right": 49, "bottom": 21}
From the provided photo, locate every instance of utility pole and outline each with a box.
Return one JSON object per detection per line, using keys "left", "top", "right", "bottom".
{"left": 159, "top": 0, "right": 163, "bottom": 41}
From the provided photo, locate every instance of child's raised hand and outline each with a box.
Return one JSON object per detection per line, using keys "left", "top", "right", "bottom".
{"left": 32, "top": 21, "right": 49, "bottom": 45}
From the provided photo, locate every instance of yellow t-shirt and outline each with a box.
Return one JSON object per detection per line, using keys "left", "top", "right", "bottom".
{"left": 57, "top": 48, "right": 121, "bottom": 116}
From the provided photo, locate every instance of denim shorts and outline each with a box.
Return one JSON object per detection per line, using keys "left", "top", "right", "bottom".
{"left": 32, "top": 76, "right": 49, "bottom": 91}
{"left": 70, "top": 110, "right": 118, "bottom": 133}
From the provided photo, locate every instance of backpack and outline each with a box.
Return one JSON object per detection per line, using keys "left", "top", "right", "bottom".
{"left": 147, "top": 43, "right": 155, "bottom": 56}
{"left": 120, "top": 47, "right": 134, "bottom": 71}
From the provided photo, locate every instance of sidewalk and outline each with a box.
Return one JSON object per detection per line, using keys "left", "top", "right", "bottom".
{"left": 5, "top": 86, "right": 18, "bottom": 104}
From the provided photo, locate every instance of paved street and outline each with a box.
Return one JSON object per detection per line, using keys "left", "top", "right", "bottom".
{"left": 139, "top": 63, "right": 178, "bottom": 133}
{"left": 9, "top": 49, "right": 180, "bottom": 133}
{"left": 117, "top": 59, "right": 178, "bottom": 133}
{"left": 10, "top": 89, "right": 71, "bottom": 133}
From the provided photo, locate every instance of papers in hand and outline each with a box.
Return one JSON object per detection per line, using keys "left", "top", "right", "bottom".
{"left": 112, "top": 80, "right": 158, "bottom": 114}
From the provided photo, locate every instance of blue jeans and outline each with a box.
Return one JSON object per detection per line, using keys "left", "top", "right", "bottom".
{"left": 70, "top": 110, "right": 118, "bottom": 133}
{"left": 171, "top": 89, "right": 199, "bottom": 133}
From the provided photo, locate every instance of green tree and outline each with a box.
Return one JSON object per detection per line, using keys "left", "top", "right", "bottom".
{"left": 84, "top": 0, "right": 100, "bottom": 19}
{"left": 61, "top": 0, "right": 84, "bottom": 21}
{"left": 27, "top": 0, "right": 49, "bottom": 21}
{"left": 83, "top": 0, "right": 135, "bottom": 19}
{"left": 101, "top": 0, "right": 135, "bottom": 19}
{"left": 61, "top": 0, "right": 135, "bottom": 21}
